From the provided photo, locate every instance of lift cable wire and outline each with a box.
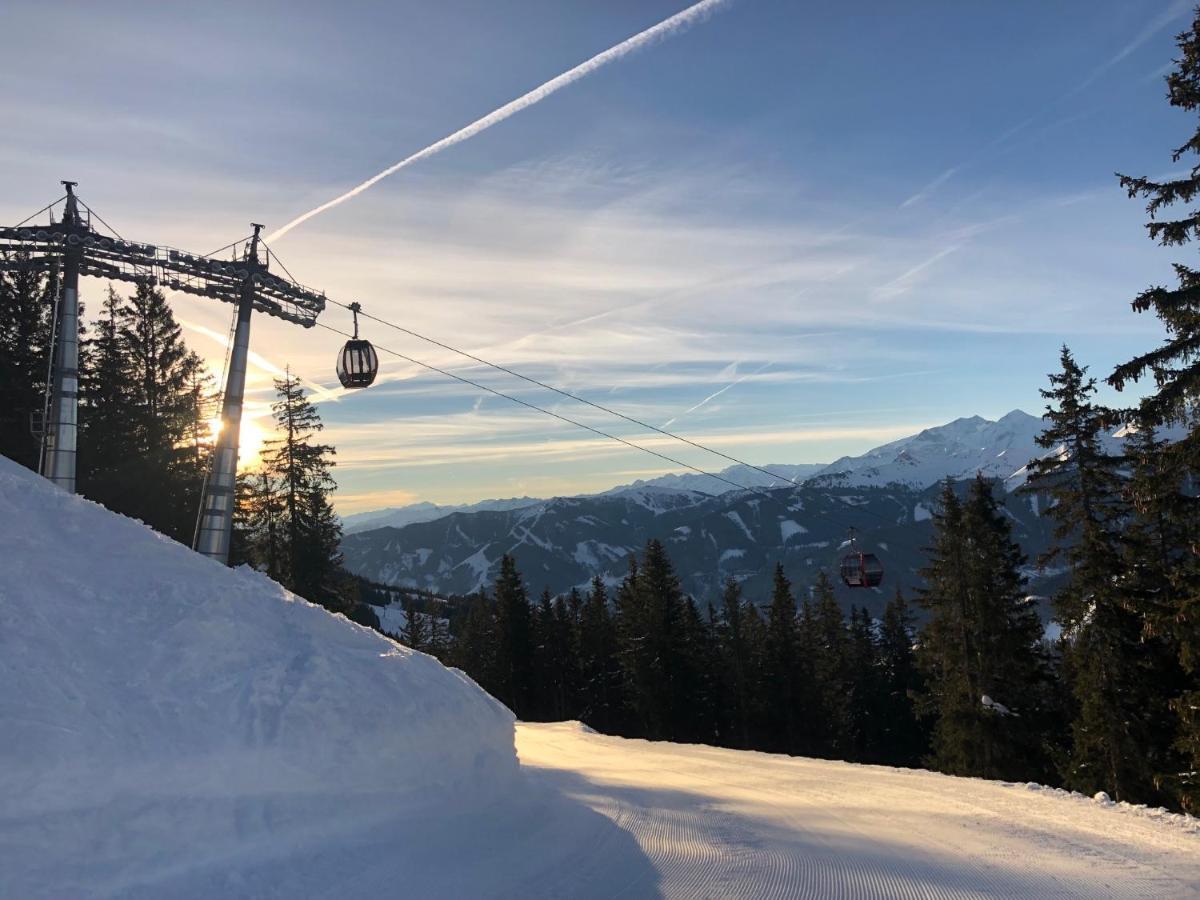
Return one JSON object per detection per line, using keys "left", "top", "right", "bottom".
{"left": 320, "top": 296, "right": 806, "bottom": 491}
{"left": 13, "top": 195, "right": 67, "bottom": 229}
{"left": 74, "top": 197, "right": 126, "bottom": 242}
{"left": 257, "top": 237, "right": 300, "bottom": 285}
{"left": 315, "top": 321, "right": 789, "bottom": 501}
{"left": 313, "top": 320, "right": 932, "bottom": 561}
{"left": 317, "top": 299, "right": 938, "bottom": 553}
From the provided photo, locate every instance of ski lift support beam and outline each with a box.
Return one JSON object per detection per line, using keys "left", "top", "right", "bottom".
{"left": 0, "top": 183, "right": 329, "bottom": 564}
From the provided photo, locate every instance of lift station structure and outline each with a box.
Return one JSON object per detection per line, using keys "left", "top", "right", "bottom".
{"left": 0, "top": 182, "right": 334, "bottom": 564}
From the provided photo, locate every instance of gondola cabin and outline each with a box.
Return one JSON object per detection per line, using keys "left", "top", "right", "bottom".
{"left": 336, "top": 302, "right": 379, "bottom": 388}
{"left": 840, "top": 550, "right": 884, "bottom": 588}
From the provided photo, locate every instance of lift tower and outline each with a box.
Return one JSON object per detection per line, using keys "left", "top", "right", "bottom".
{"left": 1, "top": 183, "right": 330, "bottom": 564}
{"left": 192, "top": 225, "right": 262, "bottom": 562}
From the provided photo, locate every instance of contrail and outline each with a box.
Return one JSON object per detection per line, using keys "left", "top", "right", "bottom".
{"left": 267, "top": 0, "right": 731, "bottom": 242}
{"left": 661, "top": 361, "right": 771, "bottom": 428}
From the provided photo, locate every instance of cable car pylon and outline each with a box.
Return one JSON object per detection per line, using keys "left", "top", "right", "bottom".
{"left": 193, "top": 225, "right": 263, "bottom": 562}
{"left": 45, "top": 182, "right": 83, "bottom": 493}
{"left": 0, "top": 181, "right": 369, "bottom": 566}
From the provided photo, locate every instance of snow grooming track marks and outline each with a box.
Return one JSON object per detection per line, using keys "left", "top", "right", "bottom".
{"left": 516, "top": 722, "right": 1200, "bottom": 899}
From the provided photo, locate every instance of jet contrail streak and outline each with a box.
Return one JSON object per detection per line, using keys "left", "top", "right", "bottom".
{"left": 267, "top": 0, "right": 731, "bottom": 242}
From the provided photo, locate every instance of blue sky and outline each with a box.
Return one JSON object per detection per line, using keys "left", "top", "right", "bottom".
{"left": 1, "top": 0, "right": 1193, "bottom": 510}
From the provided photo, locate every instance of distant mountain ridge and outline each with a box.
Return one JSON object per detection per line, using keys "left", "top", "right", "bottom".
{"left": 342, "top": 497, "right": 540, "bottom": 535}
{"left": 615, "top": 463, "right": 829, "bottom": 496}
{"left": 342, "top": 410, "right": 1045, "bottom": 532}
{"left": 341, "top": 479, "right": 1057, "bottom": 615}
{"left": 340, "top": 409, "right": 1071, "bottom": 608}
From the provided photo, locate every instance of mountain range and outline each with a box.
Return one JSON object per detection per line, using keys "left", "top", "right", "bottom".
{"left": 340, "top": 410, "right": 1067, "bottom": 610}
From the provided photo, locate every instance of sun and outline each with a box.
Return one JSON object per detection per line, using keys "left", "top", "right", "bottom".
{"left": 207, "top": 416, "right": 269, "bottom": 466}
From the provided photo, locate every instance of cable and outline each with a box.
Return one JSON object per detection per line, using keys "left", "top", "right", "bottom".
{"left": 13, "top": 196, "right": 66, "bottom": 228}
{"left": 322, "top": 296, "right": 806, "bottom": 490}
{"left": 75, "top": 198, "right": 125, "bottom": 241}
{"left": 315, "top": 320, "right": 791, "bottom": 501}
{"left": 257, "top": 238, "right": 300, "bottom": 285}
{"left": 316, "top": 309, "right": 938, "bottom": 551}
{"left": 316, "top": 320, "right": 938, "bottom": 568}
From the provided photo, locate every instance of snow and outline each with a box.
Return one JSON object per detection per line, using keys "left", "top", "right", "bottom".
{"left": 981, "top": 694, "right": 1015, "bottom": 716}
{"left": 913, "top": 502, "right": 933, "bottom": 522}
{"left": 5, "top": 455, "right": 1199, "bottom": 898}
{"left": 0, "top": 456, "right": 520, "bottom": 897}
{"left": 375, "top": 601, "right": 409, "bottom": 635}
{"left": 814, "top": 410, "right": 1046, "bottom": 490}
{"left": 719, "top": 548, "right": 746, "bottom": 563}
{"left": 454, "top": 544, "right": 493, "bottom": 591}
{"left": 573, "top": 540, "right": 628, "bottom": 569}
{"left": 779, "top": 518, "right": 807, "bottom": 542}
{"left": 517, "top": 722, "right": 1200, "bottom": 898}
{"left": 724, "top": 510, "right": 755, "bottom": 541}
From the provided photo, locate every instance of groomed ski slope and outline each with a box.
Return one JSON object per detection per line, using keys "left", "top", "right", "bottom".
{"left": 517, "top": 722, "right": 1200, "bottom": 898}
{"left": 2, "top": 455, "right": 1199, "bottom": 898}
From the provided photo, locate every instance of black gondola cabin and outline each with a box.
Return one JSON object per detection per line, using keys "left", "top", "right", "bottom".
{"left": 336, "top": 302, "right": 379, "bottom": 388}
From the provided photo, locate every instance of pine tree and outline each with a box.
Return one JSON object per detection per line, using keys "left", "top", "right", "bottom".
{"left": 614, "top": 541, "right": 689, "bottom": 740}
{"left": 1110, "top": 14, "right": 1200, "bottom": 811}
{"left": 845, "top": 606, "right": 883, "bottom": 763}
{"left": 675, "top": 595, "right": 719, "bottom": 743}
{"left": 916, "top": 477, "right": 1053, "bottom": 782}
{"left": 0, "top": 251, "right": 57, "bottom": 470}
{"left": 532, "top": 588, "right": 574, "bottom": 721}
{"left": 228, "top": 471, "right": 259, "bottom": 569}
{"left": 491, "top": 555, "right": 534, "bottom": 716}
{"left": 876, "top": 589, "right": 927, "bottom": 767}
{"left": 452, "top": 591, "right": 498, "bottom": 698}
{"left": 716, "top": 578, "right": 763, "bottom": 749}
{"left": 577, "top": 576, "right": 625, "bottom": 734}
{"left": 762, "top": 563, "right": 801, "bottom": 753}
{"left": 401, "top": 593, "right": 429, "bottom": 651}
{"left": 114, "top": 280, "right": 210, "bottom": 541}
{"left": 1120, "top": 409, "right": 1196, "bottom": 807}
{"left": 1028, "top": 347, "right": 1172, "bottom": 802}
{"left": 810, "top": 571, "right": 851, "bottom": 757}
{"left": 262, "top": 370, "right": 342, "bottom": 608}
{"left": 78, "top": 286, "right": 135, "bottom": 510}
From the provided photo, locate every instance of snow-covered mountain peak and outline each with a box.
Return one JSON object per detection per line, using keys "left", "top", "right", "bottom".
{"left": 811, "top": 410, "right": 1045, "bottom": 489}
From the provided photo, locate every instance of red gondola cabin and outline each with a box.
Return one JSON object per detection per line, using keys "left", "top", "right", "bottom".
{"left": 840, "top": 550, "right": 884, "bottom": 588}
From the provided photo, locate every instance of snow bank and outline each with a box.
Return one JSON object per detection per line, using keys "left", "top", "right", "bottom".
{"left": 0, "top": 457, "right": 518, "bottom": 896}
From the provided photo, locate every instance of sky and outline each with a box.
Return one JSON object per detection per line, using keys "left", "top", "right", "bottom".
{"left": 1, "top": 0, "right": 1195, "bottom": 512}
